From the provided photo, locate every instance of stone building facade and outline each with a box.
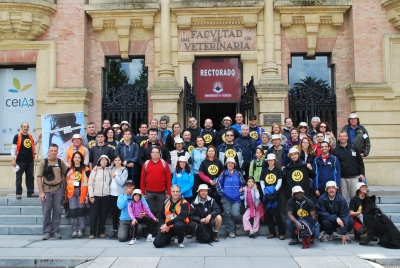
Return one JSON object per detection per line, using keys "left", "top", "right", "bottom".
{"left": 0, "top": 0, "right": 399, "bottom": 188}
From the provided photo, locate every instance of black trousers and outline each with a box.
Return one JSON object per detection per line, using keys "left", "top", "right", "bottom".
{"left": 110, "top": 195, "right": 121, "bottom": 230}
{"left": 153, "top": 221, "right": 186, "bottom": 248}
{"left": 16, "top": 160, "right": 34, "bottom": 195}
{"left": 133, "top": 217, "right": 157, "bottom": 239}
{"left": 89, "top": 195, "right": 110, "bottom": 236}
{"left": 265, "top": 202, "right": 285, "bottom": 236}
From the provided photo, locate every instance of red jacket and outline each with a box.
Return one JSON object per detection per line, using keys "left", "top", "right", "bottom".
{"left": 141, "top": 159, "right": 171, "bottom": 195}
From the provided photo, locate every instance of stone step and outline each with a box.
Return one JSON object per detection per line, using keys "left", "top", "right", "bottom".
{"left": 376, "top": 196, "right": 400, "bottom": 204}
{"left": 0, "top": 206, "right": 43, "bottom": 215}
{"left": 387, "top": 213, "right": 400, "bottom": 223}
{"left": 378, "top": 204, "right": 400, "bottom": 213}
{"left": 0, "top": 215, "right": 112, "bottom": 225}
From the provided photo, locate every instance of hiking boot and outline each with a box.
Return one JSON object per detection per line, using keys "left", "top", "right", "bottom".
{"left": 27, "top": 193, "right": 39, "bottom": 198}
{"left": 16, "top": 195, "right": 22, "bottom": 199}
{"left": 109, "top": 230, "right": 117, "bottom": 238}
{"left": 71, "top": 231, "right": 77, "bottom": 238}
{"left": 52, "top": 232, "right": 62, "bottom": 239}
{"left": 179, "top": 243, "right": 185, "bottom": 248}
{"left": 279, "top": 235, "right": 286, "bottom": 240}
{"left": 249, "top": 230, "right": 255, "bottom": 238}
{"left": 43, "top": 233, "right": 51, "bottom": 240}
{"left": 229, "top": 233, "right": 236, "bottom": 238}
{"left": 319, "top": 234, "right": 332, "bottom": 242}
{"left": 146, "top": 237, "right": 154, "bottom": 242}
{"left": 332, "top": 231, "right": 339, "bottom": 238}
{"left": 235, "top": 224, "right": 241, "bottom": 229}
{"left": 77, "top": 230, "right": 83, "bottom": 238}
{"left": 213, "top": 232, "right": 219, "bottom": 242}
{"left": 289, "top": 238, "right": 299, "bottom": 245}
{"left": 267, "top": 234, "right": 276, "bottom": 239}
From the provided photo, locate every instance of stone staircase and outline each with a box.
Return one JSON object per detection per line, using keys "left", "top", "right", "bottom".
{"left": 0, "top": 192, "right": 399, "bottom": 236}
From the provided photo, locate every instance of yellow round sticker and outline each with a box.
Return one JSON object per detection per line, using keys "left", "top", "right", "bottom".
{"left": 188, "top": 145, "right": 195, "bottom": 154}
{"left": 265, "top": 173, "right": 276, "bottom": 184}
{"left": 208, "top": 164, "right": 219, "bottom": 176}
{"left": 74, "top": 171, "right": 82, "bottom": 182}
{"left": 222, "top": 133, "right": 226, "bottom": 142}
{"left": 23, "top": 139, "right": 32, "bottom": 148}
{"left": 140, "top": 140, "right": 146, "bottom": 147}
{"left": 225, "top": 149, "right": 236, "bottom": 158}
{"left": 292, "top": 170, "right": 303, "bottom": 182}
{"left": 293, "top": 145, "right": 299, "bottom": 150}
{"left": 203, "top": 134, "right": 212, "bottom": 144}
{"left": 297, "top": 208, "right": 309, "bottom": 217}
{"left": 88, "top": 140, "right": 96, "bottom": 149}
{"left": 250, "top": 131, "right": 258, "bottom": 140}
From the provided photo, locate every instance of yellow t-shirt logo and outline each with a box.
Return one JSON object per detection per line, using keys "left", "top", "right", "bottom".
{"left": 203, "top": 134, "right": 212, "bottom": 144}
{"left": 188, "top": 145, "right": 195, "bottom": 154}
{"left": 23, "top": 139, "right": 32, "bottom": 148}
{"left": 292, "top": 170, "right": 303, "bottom": 182}
{"left": 250, "top": 131, "right": 258, "bottom": 140}
{"left": 208, "top": 164, "right": 219, "bottom": 176}
{"left": 225, "top": 149, "right": 236, "bottom": 158}
{"left": 265, "top": 174, "right": 277, "bottom": 184}
{"left": 297, "top": 208, "right": 309, "bottom": 217}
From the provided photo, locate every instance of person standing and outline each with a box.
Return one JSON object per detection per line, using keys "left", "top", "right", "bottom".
{"left": 200, "top": 118, "right": 218, "bottom": 147}
{"left": 158, "top": 117, "right": 172, "bottom": 146}
{"left": 282, "top": 117, "right": 294, "bottom": 141}
{"left": 138, "top": 128, "right": 171, "bottom": 167}
{"left": 190, "top": 136, "right": 207, "bottom": 197}
{"left": 216, "top": 116, "right": 240, "bottom": 147}
{"left": 248, "top": 114, "right": 265, "bottom": 146}
{"left": 63, "top": 134, "right": 89, "bottom": 168}
{"left": 102, "top": 119, "right": 111, "bottom": 131}
{"left": 234, "top": 124, "right": 256, "bottom": 177}
{"left": 341, "top": 113, "right": 371, "bottom": 157}
{"left": 89, "top": 131, "right": 114, "bottom": 170}
{"left": 332, "top": 131, "right": 365, "bottom": 202}
{"left": 165, "top": 122, "right": 183, "bottom": 151}
{"left": 37, "top": 144, "right": 67, "bottom": 240}
{"left": 172, "top": 156, "right": 194, "bottom": 204}
{"left": 134, "top": 123, "right": 149, "bottom": 148}
{"left": 82, "top": 122, "right": 97, "bottom": 149}
{"left": 184, "top": 117, "right": 202, "bottom": 143}
{"left": 307, "top": 117, "right": 320, "bottom": 140}
{"left": 231, "top": 113, "right": 244, "bottom": 135}
{"left": 11, "top": 122, "right": 41, "bottom": 198}
{"left": 114, "top": 129, "right": 139, "bottom": 186}
{"left": 217, "top": 129, "right": 244, "bottom": 172}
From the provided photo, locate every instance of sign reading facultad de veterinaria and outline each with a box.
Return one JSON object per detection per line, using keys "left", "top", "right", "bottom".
{"left": 179, "top": 29, "right": 256, "bottom": 52}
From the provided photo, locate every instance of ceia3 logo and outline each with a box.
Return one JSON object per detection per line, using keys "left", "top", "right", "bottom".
{"left": 6, "top": 78, "right": 34, "bottom": 108}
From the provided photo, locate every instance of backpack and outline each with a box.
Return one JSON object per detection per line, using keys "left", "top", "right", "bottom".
{"left": 143, "top": 159, "right": 167, "bottom": 174}
{"left": 196, "top": 222, "right": 213, "bottom": 244}
{"left": 42, "top": 158, "right": 62, "bottom": 184}
{"left": 263, "top": 185, "right": 278, "bottom": 209}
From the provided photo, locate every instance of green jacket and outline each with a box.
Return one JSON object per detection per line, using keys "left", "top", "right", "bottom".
{"left": 249, "top": 159, "right": 265, "bottom": 182}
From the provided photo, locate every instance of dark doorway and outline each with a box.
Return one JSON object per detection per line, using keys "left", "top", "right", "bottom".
{"left": 199, "top": 103, "right": 237, "bottom": 131}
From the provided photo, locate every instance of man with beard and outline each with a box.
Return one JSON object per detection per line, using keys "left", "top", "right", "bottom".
{"left": 234, "top": 125, "right": 255, "bottom": 177}
{"left": 134, "top": 123, "right": 148, "bottom": 148}
{"left": 216, "top": 116, "right": 240, "bottom": 147}
{"left": 182, "top": 130, "right": 195, "bottom": 154}
{"left": 341, "top": 113, "right": 371, "bottom": 158}
{"left": 248, "top": 114, "right": 265, "bottom": 146}
{"left": 216, "top": 129, "right": 243, "bottom": 171}
{"left": 231, "top": 113, "right": 244, "bottom": 135}
{"left": 138, "top": 128, "right": 171, "bottom": 167}
{"left": 200, "top": 118, "right": 218, "bottom": 147}
{"left": 184, "top": 117, "right": 202, "bottom": 143}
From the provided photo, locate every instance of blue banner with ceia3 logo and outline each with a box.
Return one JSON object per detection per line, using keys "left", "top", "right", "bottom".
{"left": 0, "top": 68, "right": 36, "bottom": 154}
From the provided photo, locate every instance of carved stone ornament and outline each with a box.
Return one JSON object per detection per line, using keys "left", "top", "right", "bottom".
{"left": 382, "top": 0, "right": 400, "bottom": 30}
{"left": 0, "top": 1, "right": 56, "bottom": 41}
{"left": 275, "top": 4, "right": 350, "bottom": 56}
{"left": 85, "top": 5, "right": 159, "bottom": 59}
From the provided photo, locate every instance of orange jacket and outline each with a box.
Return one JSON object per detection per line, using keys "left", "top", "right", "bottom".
{"left": 67, "top": 145, "right": 85, "bottom": 167}
{"left": 66, "top": 166, "right": 90, "bottom": 204}
{"left": 16, "top": 132, "right": 36, "bottom": 160}
{"left": 164, "top": 198, "right": 189, "bottom": 232}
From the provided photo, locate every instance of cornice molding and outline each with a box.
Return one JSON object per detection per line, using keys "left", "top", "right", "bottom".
{"left": 85, "top": 7, "right": 159, "bottom": 59}
{"left": 275, "top": 5, "right": 350, "bottom": 56}
{"left": 0, "top": 1, "right": 56, "bottom": 41}
{"left": 382, "top": 0, "right": 400, "bottom": 30}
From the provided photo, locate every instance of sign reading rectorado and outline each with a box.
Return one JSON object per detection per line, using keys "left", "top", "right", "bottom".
{"left": 179, "top": 29, "right": 256, "bottom": 52}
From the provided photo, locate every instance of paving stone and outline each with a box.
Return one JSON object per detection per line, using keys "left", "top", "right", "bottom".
{"left": 157, "top": 257, "right": 204, "bottom": 268}
{"left": 86, "top": 257, "right": 117, "bottom": 268}
{"left": 294, "top": 256, "right": 349, "bottom": 268}
{"left": 110, "top": 257, "right": 160, "bottom": 268}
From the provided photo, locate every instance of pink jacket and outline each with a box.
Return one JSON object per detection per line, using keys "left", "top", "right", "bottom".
{"left": 128, "top": 200, "right": 155, "bottom": 221}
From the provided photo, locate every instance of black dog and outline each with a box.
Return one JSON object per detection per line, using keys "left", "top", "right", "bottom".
{"left": 359, "top": 195, "right": 400, "bottom": 249}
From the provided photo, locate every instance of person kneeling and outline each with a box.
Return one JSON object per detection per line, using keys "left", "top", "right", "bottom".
{"left": 153, "top": 185, "right": 190, "bottom": 248}
{"left": 128, "top": 189, "right": 158, "bottom": 245}
{"left": 189, "top": 184, "right": 222, "bottom": 242}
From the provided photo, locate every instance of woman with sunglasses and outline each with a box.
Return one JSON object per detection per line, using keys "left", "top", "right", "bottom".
{"left": 298, "top": 122, "right": 312, "bottom": 140}
{"left": 314, "top": 121, "right": 336, "bottom": 148}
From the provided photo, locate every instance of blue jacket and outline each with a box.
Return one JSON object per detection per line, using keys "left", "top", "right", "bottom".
{"left": 172, "top": 170, "right": 194, "bottom": 198}
{"left": 316, "top": 192, "right": 351, "bottom": 235}
{"left": 234, "top": 135, "right": 255, "bottom": 163}
{"left": 216, "top": 169, "right": 245, "bottom": 203}
{"left": 117, "top": 193, "right": 149, "bottom": 221}
{"left": 190, "top": 147, "right": 207, "bottom": 174}
{"left": 217, "top": 142, "right": 244, "bottom": 169}
{"left": 231, "top": 124, "right": 243, "bottom": 135}
{"left": 313, "top": 154, "right": 341, "bottom": 190}
{"left": 267, "top": 145, "right": 290, "bottom": 167}
{"left": 249, "top": 125, "right": 265, "bottom": 146}
{"left": 115, "top": 139, "right": 139, "bottom": 164}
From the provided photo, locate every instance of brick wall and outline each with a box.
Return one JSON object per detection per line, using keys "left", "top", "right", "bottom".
{"left": 0, "top": 50, "right": 38, "bottom": 63}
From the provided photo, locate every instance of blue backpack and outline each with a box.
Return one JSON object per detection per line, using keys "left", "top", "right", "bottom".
{"left": 263, "top": 185, "right": 278, "bottom": 209}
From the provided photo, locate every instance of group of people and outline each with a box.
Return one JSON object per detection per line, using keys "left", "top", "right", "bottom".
{"left": 10, "top": 111, "right": 371, "bottom": 248}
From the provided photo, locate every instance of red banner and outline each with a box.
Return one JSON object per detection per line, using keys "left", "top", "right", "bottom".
{"left": 195, "top": 58, "right": 241, "bottom": 101}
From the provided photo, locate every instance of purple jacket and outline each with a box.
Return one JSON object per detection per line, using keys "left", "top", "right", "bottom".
{"left": 128, "top": 200, "right": 155, "bottom": 221}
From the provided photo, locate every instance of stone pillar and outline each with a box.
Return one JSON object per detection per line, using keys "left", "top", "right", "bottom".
{"left": 148, "top": 0, "right": 182, "bottom": 123}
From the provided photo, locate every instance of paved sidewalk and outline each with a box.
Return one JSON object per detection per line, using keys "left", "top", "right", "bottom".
{"left": 0, "top": 234, "right": 399, "bottom": 268}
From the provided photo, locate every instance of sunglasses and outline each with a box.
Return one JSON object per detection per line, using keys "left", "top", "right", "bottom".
{"left": 320, "top": 125, "right": 327, "bottom": 128}
{"left": 225, "top": 134, "right": 234, "bottom": 137}
{"left": 249, "top": 118, "right": 256, "bottom": 121}
{"left": 189, "top": 120, "right": 196, "bottom": 123}
{"left": 299, "top": 126, "right": 307, "bottom": 129}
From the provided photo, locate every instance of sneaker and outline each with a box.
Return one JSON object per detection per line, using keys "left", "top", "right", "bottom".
{"left": 179, "top": 243, "right": 185, "bottom": 248}
{"left": 279, "top": 235, "right": 286, "bottom": 240}
{"left": 319, "top": 234, "right": 332, "bottom": 242}
{"left": 249, "top": 230, "right": 254, "bottom": 238}
{"left": 71, "top": 231, "right": 78, "bottom": 238}
{"left": 16, "top": 195, "right": 22, "bottom": 199}
{"left": 267, "top": 234, "right": 276, "bottom": 239}
{"left": 254, "top": 232, "right": 258, "bottom": 237}
{"left": 88, "top": 235, "right": 95, "bottom": 239}
{"left": 109, "top": 230, "right": 117, "bottom": 238}
{"left": 146, "top": 237, "right": 154, "bottom": 242}
{"left": 129, "top": 239, "right": 136, "bottom": 245}
{"left": 332, "top": 231, "right": 339, "bottom": 238}
{"left": 345, "top": 234, "right": 352, "bottom": 242}
{"left": 52, "top": 232, "right": 62, "bottom": 239}
{"left": 99, "top": 233, "right": 106, "bottom": 238}
{"left": 43, "top": 233, "right": 51, "bottom": 240}
{"left": 77, "top": 230, "right": 83, "bottom": 238}
{"left": 186, "top": 234, "right": 193, "bottom": 239}
{"left": 289, "top": 238, "right": 299, "bottom": 245}
{"left": 229, "top": 233, "right": 236, "bottom": 238}
{"left": 27, "top": 193, "right": 39, "bottom": 198}
{"left": 213, "top": 232, "right": 219, "bottom": 242}
{"left": 235, "top": 224, "right": 241, "bottom": 229}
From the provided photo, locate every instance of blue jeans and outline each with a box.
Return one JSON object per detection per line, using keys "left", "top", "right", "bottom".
{"left": 221, "top": 197, "right": 241, "bottom": 234}
{"left": 286, "top": 219, "right": 297, "bottom": 239}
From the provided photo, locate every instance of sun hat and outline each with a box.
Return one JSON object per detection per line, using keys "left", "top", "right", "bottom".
{"left": 292, "top": 186, "right": 304, "bottom": 196}
{"left": 197, "top": 184, "right": 210, "bottom": 192}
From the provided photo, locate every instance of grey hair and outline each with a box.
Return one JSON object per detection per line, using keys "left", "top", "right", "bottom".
{"left": 241, "top": 124, "right": 249, "bottom": 130}
{"left": 171, "top": 184, "right": 181, "bottom": 191}
{"left": 311, "top": 117, "right": 321, "bottom": 122}
{"left": 150, "top": 118, "right": 158, "bottom": 123}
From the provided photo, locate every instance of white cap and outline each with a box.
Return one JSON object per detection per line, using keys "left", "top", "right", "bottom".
{"left": 292, "top": 186, "right": 304, "bottom": 196}
{"left": 177, "top": 156, "right": 188, "bottom": 163}
{"left": 356, "top": 182, "right": 367, "bottom": 191}
{"left": 112, "top": 124, "right": 120, "bottom": 128}
{"left": 325, "top": 181, "right": 339, "bottom": 191}
{"left": 174, "top": 137, "right": 184, "bottom": 144}
{"left": 197, "top": 184, "right": 210, "bottom": 192}
{"left": 72, "top": 134, "right": 82, "bottom": 141}
{"left": 225, "top": 157, "right": 236, "bottom": 165}
{"left": 299, "top": 122, "right": 308, "bottom": 127}
{"left": 266, "top": 154, "right": 276, "bottom": 161}
{"left": 288, "top": 147, "right": 299, "bottom": 157}
{"left": 97, "top": 155, "right": 110, "bottom": 165}
{"left": 132, "top": 189, "right": 142, "bottom": 196}
{"left": 349, "top": 113, "right": 358, "bottom": 119}
{"left": 222, "top": 116, "right": 232, "bottom": 123}
{"left": 120, "top": 121, "right": 130, "bottom": 127}
{"left": 271, "top": 134, "right": 282, "bottom": 141}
